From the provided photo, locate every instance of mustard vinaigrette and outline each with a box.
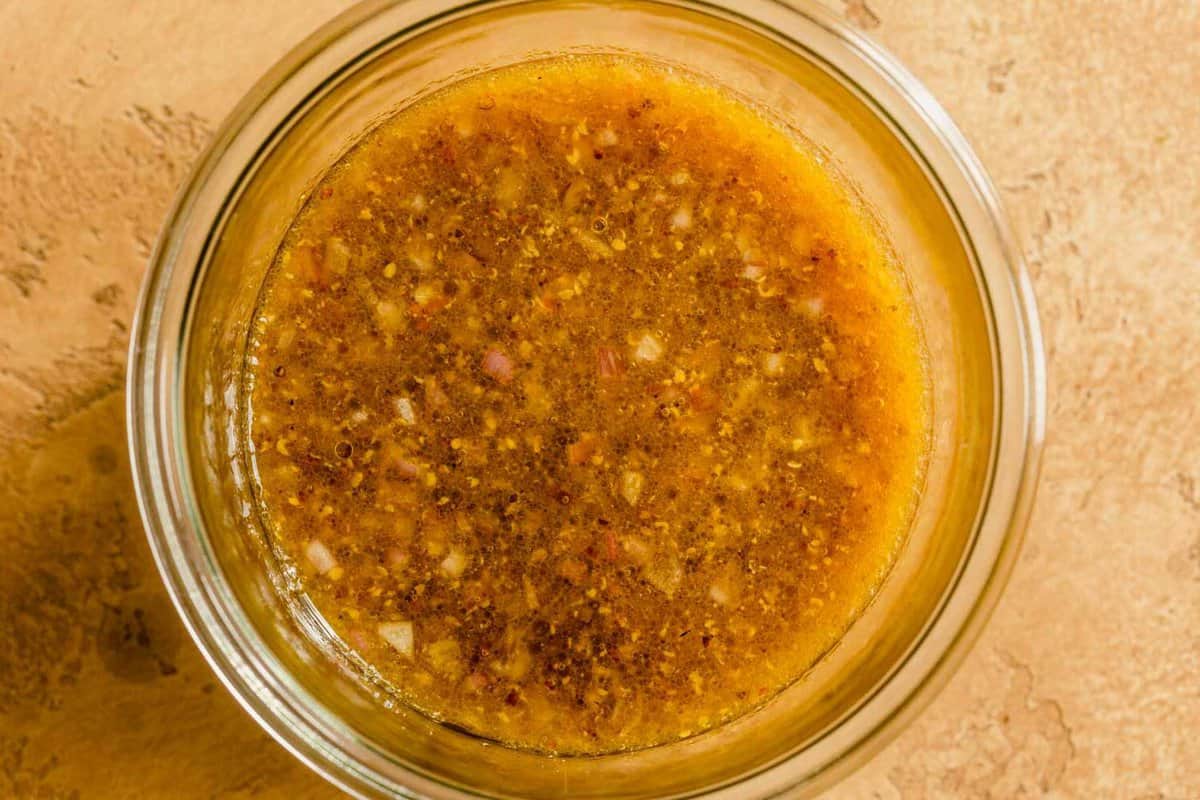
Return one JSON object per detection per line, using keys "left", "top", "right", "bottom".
{"left": 246, "top": 56, "right": 928, "bottom": 754}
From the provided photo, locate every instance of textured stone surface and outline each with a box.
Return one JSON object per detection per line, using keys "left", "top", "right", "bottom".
{"left": 0, "top": 1, "right": 1196, "bottom": 797}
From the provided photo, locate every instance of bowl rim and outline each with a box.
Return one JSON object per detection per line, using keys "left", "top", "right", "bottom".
{"left": 126, "top": 1, "right": 1046, "bottom": 797}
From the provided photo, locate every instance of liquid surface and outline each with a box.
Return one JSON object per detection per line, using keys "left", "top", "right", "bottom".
{"left": 247, "top": 56, "right": 928, "bottom": 754}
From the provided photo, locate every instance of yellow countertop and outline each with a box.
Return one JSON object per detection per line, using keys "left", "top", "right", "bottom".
{"left": 0, "top": 1, "right": 1196, "bottom": 797}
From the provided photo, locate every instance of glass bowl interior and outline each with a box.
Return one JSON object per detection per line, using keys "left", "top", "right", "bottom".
{"left": 127, "top": 1, "right": 1044, "bottom": 798}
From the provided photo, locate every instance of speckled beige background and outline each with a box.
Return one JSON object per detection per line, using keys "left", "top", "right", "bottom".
{"left": 1, "top": 1, "right": 1196, "bottom": 797}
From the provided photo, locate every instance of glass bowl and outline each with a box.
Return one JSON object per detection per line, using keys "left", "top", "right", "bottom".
{"left": 126, "top": 0, "right": 1045, "bottom": 797}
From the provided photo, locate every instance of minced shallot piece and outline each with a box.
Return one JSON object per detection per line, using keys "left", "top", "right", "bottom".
{"left": 423, "top": 377, "right": 450, "bottom": 409}
{"left": 645, "top": 556, "right": 683, "bottom": 598}
{"left": 413, "top": 282, "right": 441, "bottom": 306}
{"left": 741, "top": 262, "right": 764, "bottom": 281}
{"left": 622, "top": 536, "right": 652, "bottom": 568}
{"left": 763, "top": 353, "right": 785, "bottom": 376}
{"left": 378, "top": 621, "right": 414, "bottom": 657}
{"left": 597, "top": 346, "right": 625, "bottom": 378}
{"left": 482, "top": 348, "right": 515, "bottom": 383}
{"left": 305, "top": 540, "right": 337, "bottom": 574}
{"left": 395, "top": 396, "right": 416, "bottom": 425}
{"left": 633, "top": 333, "right": 664, "bottom": 362}
{"left": 621, "top": 470, "right": 644, "bottom": 506}
{"left": 670, "top": 206, "right": 693, "bottom": 231}
{"left": 347, "top": 628, "right": 373, "bottom": 652}
{"left": 440, "top": 549, "right": 468, "bottom": 578}
{"left": 407, "top": 240, "right": 433, "bottom": 271}
{"left": 374, "top": 300, "right": 405, "bottom": 331}
{"left": 324, "top": 237, "right": 351, "bottom": 274}
{"left": 385, "top": 547, "right": 410, "bottom": 568}
{"left": 567, "top": 433, "right": 599, "bottom": 466}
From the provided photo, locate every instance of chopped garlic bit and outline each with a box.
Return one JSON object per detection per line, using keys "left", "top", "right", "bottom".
{"left": 305, "top": 540, "right": 337, "bottom": 574}
{"left": 378, "top": 620, "right": 414, "bottom": 656}
{"left": 633, "top": 332, "right": 664, "bottom": 362}
{"left": 395, "top": 396, "right": 416, "bottom": 425}
{"left": 596, "top": 127, "right": 619, "bottom": 147}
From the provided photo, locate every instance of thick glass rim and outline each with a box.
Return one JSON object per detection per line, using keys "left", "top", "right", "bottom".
{"left": 126, "top": 0, "right": 1046, "bottom": 797}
